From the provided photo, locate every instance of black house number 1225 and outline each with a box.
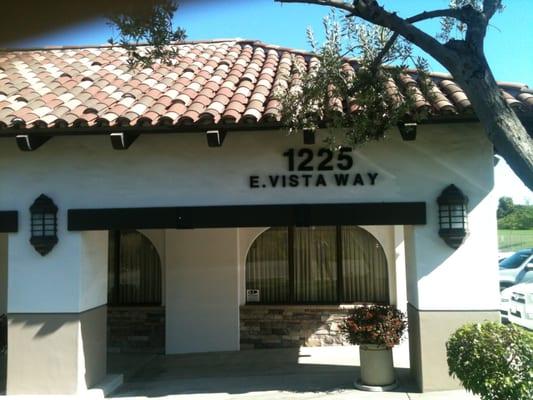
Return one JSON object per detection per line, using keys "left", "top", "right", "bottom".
{"left": 282, "top": 148, "right": 354, "bottom": 171}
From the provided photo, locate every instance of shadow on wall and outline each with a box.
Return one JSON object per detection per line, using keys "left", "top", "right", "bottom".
{"left": 6, "top": 314, "right": 78, "bottom": 338}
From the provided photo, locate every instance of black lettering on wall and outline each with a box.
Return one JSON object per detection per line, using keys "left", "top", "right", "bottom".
{"left": 250, "top": 176, "right": 259, "bottom": 188}
{"left": 368, "top": 173, "right": 378, "bottom": 185}
{"left": 353, "top": 174, "right": 364, "bottom": 186}
{"left": 315, "top": 174, "right": 327, "bottom": 187}
{"left": 334, "top": 174, "right": 349, "bottom": 186}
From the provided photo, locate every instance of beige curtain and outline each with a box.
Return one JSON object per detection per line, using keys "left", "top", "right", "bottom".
{"left": 245, "top": 226, "right": 389, "bottom": 304}
{"left": 246, "top": 227, "right": 289, "bottom": 303}
{"left": 342, "top": 226, "right": 389, "bottom": 303}
{"left": 108, "top": 230, "right": 162, "bottom": 305}
{"left": 294, "top": 226, "right": 337, "bottom": 303}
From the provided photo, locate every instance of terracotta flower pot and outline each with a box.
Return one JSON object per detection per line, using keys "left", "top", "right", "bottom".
{"left": 354, "top": 344, "right": 397, "bottom": 391}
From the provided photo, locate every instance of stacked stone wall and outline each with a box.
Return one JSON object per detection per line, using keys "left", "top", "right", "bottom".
{"left": 107, "top": 306, "right": 165, "bottom": 353}
{"left": 240, "top": 305, "right": 354, "bottom": 349}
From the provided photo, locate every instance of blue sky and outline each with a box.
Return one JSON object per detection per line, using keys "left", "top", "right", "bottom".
{"left": 11, "top": 0, "right": 533, "bottom": 86}
{"left": 8, "top": 0, "right": 533, "bottom": 203}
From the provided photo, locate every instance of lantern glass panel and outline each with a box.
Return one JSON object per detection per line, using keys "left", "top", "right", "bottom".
{"left": 450, "top": 205, "right": 466, "bottom": 229}
{"left": 31, "top": 213, "right": 44, "bottom": 236}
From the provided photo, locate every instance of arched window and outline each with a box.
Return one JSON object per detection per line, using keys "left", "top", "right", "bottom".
{"left": 108, "top": 230, "right": 162, "bottom": 305}
{"left": 246, "top": 226, "right": 388, "bottom": 304}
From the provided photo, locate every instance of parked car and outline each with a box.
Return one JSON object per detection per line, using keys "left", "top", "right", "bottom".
{"left": 498, "top": 251, "right": 514, "bottom": 262}
{"left": 499, "top": 248, "right": 533, "bottom": 291}
{"left": 507, "top": 282, "right": 533, "bottom": 330}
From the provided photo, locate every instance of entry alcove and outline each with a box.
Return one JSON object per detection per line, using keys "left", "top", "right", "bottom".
{"left": 240, "top": 225, "right": 391, "bottom": 349}
{"left": 107, "top": 230, "right": 165, "bottom": 354}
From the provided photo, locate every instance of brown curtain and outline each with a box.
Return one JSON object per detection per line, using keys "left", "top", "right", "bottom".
{"left": 246, "top": 227, "right": 289, "bottom": 304}
{"left": 108, "top": 230, "right": 162, "bottom": 305}
{"left": 341, "top": 226, "right": 389, "bottom": 303}
{"left": 245, "top": 226, "right": 389, "bottom": 304}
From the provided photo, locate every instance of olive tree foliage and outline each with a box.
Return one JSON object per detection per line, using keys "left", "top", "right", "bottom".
{"left": 274, "top": 13, "right": 426, "bottom": 148}
{"left": 277, "top": 0, "right": 533, "bottom": 190}
{"left": 107, "top": 0, "right": 186, "bottom": 69}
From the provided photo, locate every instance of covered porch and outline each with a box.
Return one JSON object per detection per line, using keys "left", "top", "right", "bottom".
{"left": 106, "top": 344, "right": 481, "bottom": 399}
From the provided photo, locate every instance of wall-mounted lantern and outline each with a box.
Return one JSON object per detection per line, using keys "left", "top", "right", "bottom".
{"left": 437, "top": 185, "right": 468, "bottom": 249}
{"left": 29, "top": 194, "right": 58, "bottom": 256}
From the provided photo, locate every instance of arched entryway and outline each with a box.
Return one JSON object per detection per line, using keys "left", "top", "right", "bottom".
{"left": 107, "top": 230, "right": 165, "bottom": 354}
{"left": 241, "top": 225, "right": 390, "bottom": 348}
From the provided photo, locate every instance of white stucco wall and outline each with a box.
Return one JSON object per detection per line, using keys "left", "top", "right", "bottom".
{"left": 0, "top": 123, "right": 498, "bottom": 314}
{"left": 0, "top": 233, "right": 7, "bottom": 315}
{"left": 79, "top": 231, "right": 108, "bottom": 312}
{"left": 394, "top": 225, "right": 407, "bottom": 313}
{"left": 165, "top": 228, "right": 240, "bottom": 354}
{"left": 7, "top": 225, "right": 108, "bottom": 313}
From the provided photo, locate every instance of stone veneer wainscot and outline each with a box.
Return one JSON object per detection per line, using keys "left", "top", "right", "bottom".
{"left": 240, "top": 305, "right": 362, "bottom": 349}
{"left": 107, "top": 306, "right": 165, "bottom": 353}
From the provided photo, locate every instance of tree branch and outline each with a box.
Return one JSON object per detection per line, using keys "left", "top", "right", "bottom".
{"left": 277, "top": 0, "right": 458, "bottom": 69}
{"left": 369, "top": 32, "right": 399, "bottom": 71}
{"left": 483, "top": 0, "right": 502, "bottom": 20}
{"left": 369, "top": 8, "right": 466, "bottom": 71}
{"left": 276, "top": 0, "right": 355, "bottom": 13}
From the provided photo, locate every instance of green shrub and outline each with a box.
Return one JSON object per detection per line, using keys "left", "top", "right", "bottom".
{"left": 446, "top": 322, "right": 533, "bottom": 400}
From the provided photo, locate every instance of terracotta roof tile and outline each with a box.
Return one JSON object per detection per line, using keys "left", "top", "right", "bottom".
{"left": 0, "top": 40, "right": 530, "bottom": 133}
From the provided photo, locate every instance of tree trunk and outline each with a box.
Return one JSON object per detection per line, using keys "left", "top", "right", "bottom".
{"left": 448, "top": 54, "right": 533, "bottom": 190}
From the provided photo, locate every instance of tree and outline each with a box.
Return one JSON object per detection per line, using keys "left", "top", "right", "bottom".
{"left": 497, "top": 196, "right": 514, "bottom": 219}
{"left": 108, "top": 0, "right": 533, "bottom": 189}
{"left": 107, "top": 0, "right": 186, "bottom": 69}
{"left": 276, "top": 0, "right": 532, "bottom": 190}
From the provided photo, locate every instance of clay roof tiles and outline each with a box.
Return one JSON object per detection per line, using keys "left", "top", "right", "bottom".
{"left": 0, "top": 39, "right": 531, "bottom": 133}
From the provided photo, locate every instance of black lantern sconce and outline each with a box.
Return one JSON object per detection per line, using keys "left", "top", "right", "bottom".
{"left": 29, "top": 194, "right": 58, "bottom": 256}
{"left": 437, "top": 185, "right": 468, "bottom": 249}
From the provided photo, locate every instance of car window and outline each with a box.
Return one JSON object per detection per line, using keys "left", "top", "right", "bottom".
{"left": 499, "top": 252, "right": 532, "bottom": 269}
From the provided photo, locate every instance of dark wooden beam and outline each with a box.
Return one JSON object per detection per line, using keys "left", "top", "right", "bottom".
{"left": 16, "top": 134, "right": 51, "bottom": 151}
{"left": 0, "top": 211, "right": 18, "bottom": 232}
{"left": 206, "top": 129, "right": 227, "bottom": 147}
{"left": 68, "top": 202, "right": 426, "bottom": 231}
{"left": 110, "top": 132, "right": 139, "bottom": 150}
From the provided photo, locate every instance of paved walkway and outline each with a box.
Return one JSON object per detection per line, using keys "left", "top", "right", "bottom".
{"left": 107, "top": 345, "right": 480, "bottom": 400}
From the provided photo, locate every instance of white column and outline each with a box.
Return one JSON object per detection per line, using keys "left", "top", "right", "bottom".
{"left": 404, "top": 193, "right": 500, "bottom": 391}
{"left": 393, "top": 225, "right": 407, "bottom": 313}
{"left": 165, "top": 228, "right": 240, "bottom": 354}
{"left": 6, "top": 229, "right": 108, "bottom": 395}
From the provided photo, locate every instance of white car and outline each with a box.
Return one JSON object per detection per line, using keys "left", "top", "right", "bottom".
{"left": 507, "top": 282, "right": 533, "bottom": 330}
{"left": 500, "top": 285, "right": 513, "bottom": 323}
{"left": 499, "top": 249, "right": 533, "bottom": 291}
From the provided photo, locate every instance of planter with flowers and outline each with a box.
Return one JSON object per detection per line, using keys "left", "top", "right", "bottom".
{"left": 340, "top": 304, "right": 407, "bottom": 391}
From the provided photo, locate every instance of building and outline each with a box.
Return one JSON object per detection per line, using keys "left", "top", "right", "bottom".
{"left": 0, "top": 39, "right": 530, "bottom": 395}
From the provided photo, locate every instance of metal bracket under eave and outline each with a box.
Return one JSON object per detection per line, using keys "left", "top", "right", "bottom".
{"left": 16, "top": 134, "right": 51, "bottom": 151}
{"left": 206, "top": 129, "right": 227, "bottom": 147}
{"left": 110, "top": 132, "right": 140, "bottom": 150}
{"left": 397, "top": 122, "right": 417, "bottom": 141}
{"left": 303, "top": 128, "right": 316, "bottom": 145}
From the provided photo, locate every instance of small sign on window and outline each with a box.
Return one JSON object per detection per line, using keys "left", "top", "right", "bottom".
{"left": 246, "top": 289, "right": 260, "bottom": 303}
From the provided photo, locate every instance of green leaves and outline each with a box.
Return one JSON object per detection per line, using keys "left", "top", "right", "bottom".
{"left": 446, "top": 322, "right": 533, "bottom": 400}
{"left": 107, "top": 0, "right": 186, "bottom": 69}
{"left": 276, "top": 12, "right": 422, "bottom": 148}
